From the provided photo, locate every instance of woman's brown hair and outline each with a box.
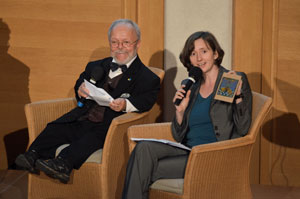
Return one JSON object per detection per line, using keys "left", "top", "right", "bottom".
{"left": 179, "top": 31, "right": 224, "bottom": 71}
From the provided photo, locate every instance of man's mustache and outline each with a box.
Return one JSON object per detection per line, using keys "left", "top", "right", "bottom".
{"left": 115, "top": 50, "right": 127, "bottom": 53}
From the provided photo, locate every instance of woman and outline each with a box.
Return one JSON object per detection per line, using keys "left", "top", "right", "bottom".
{"left": 122, "top": 31, "right": 252, "bottom": 199}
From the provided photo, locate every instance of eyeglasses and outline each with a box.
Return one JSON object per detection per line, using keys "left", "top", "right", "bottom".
{"left": 110, "top": 40, "right": 138, "bottom": 48}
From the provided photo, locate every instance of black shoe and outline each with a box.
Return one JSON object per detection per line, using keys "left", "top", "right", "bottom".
{"left": 15, "top": 150, "right": 39, "bottom": 174}
{"left": 35, "top": 156, "right": 72, "bottom": 184}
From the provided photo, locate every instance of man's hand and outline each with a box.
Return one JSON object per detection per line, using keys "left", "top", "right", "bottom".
{"left": 110, "top": 98, "right": 126, "bottom": 112}
{"left": 77, "top": 82, "right": 90, "bottom": 98}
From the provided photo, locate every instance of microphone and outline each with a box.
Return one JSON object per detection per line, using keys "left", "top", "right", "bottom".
{"left": 174, "top": 67, "right": 202, "bottom": 106}
{"left": 77, "top": 67, "right": 105, "bottom": 107}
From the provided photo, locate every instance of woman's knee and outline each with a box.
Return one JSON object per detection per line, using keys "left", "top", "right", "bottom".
{"left": 133, "top": 141, "right": 159, "bottom": 158}
{"left": 135, "top": 141, "right": 152, "bottom": 152}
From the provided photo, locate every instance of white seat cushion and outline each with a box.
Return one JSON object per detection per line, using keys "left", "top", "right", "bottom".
{"left": 150, "top": 179, "right": 184, "bottom": 194}
{"left": 56, "top": 144, "right": 102, "bottom": 164}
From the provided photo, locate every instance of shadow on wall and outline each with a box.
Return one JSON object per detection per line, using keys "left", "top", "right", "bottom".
{"left": 66, "top": 47, "right": 111, "bottom": 97}
{"left": 89, "top": 47, "right": 111, "bottom": 62}
{"left": 163, "top": 49, "right": 178, "bottom": 122}
{"left": 269, "top": 78, "right": 300, "bottom": 149}
{"left": 0, "top": 19, "right": 31, "bottom": 169}
{"left": 247, "top": 72, "right": 300, "bottom": 186}
{"left": 149, "top": 50, "right": 165, "bottom": 122}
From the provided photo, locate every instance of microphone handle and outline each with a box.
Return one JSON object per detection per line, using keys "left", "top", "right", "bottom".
{"left": 77, "top": 98, "right": 85, "bottom": 107}
{"left": 174, "top": 79, "right": 194, "bottom": 106}
{"left": 174, "top": 97, "right": 183, "bottom": 106}
{"left": 77, "top": 78, "right": 96, "bottom": 107}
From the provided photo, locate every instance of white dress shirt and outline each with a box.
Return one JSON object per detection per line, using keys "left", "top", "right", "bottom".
{"left": 110, "top": 56, "right": 138, "bottom": 112}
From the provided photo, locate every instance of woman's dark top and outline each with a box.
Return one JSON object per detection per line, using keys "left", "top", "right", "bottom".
{"left": 185, "top": 93, "right": 217, "bottom": 147}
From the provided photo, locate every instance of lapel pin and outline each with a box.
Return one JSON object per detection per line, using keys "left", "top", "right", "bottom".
{"left": 128, "top": 77, "right": 132, "bottom": 81}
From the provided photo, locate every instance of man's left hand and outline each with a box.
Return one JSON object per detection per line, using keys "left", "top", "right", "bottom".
{"left": 109, "top": 98, "right": 126, "bottom": 112}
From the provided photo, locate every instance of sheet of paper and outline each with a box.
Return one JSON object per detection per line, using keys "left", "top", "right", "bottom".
{"left": 84, "top": 79, "right": 114, "bottom": 106}
{"left": 131, "top": 138, "right": 191, "bottom": 151}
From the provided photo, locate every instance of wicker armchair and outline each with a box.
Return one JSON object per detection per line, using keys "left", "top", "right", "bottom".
{"left": 26, "top": 66, "right": 164, "bottom": 199}
{"left": 127, "top": 91, "right": 272, "bottom": 199}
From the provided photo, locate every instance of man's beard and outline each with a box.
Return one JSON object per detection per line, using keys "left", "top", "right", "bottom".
{"left": 112, "top": 49, "right": 137, "bottom": 65}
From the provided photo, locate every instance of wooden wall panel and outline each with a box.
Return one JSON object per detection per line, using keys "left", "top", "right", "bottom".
{"left": 233, "top": 0, "right": 264, "bottom": 184}
{"left": 137, "top": 0, "right": 164, "bottom": 68}
{"left": 136, "top": 0, "right": 164, "bottom": 122}
{"left": 233, "top": 0, "right": 263, "bottom": 92}
{"left": 234, "top": 0, "right": 300, "bottom": 186}
{"left": 0, "top": 0, "right": 163, "bottom": 169}
{"left": 260, "top": 0, "right": 278, "bottom": 186}
{"left": 268, "top": 0, "right": 300, "bottom": 186}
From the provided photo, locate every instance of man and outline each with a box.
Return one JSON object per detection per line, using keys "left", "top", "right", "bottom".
{"left": 15, "top": 19, "right": 161, "bottom": 184}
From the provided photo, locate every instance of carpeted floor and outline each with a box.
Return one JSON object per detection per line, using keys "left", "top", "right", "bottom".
{"left": 1, "top": 169, "right": 300, "bottom": 199}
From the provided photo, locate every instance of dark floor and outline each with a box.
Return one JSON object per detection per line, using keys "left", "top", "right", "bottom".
{"left": 1, "top": 170, "right": 300, "bottom": 199}
{"left": 0, "top": 170, "right": 27, "bottom": 199}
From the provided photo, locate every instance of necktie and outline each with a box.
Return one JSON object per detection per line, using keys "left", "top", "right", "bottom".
{"left": 110, "top": 62, "right": 127, "bottom": 72}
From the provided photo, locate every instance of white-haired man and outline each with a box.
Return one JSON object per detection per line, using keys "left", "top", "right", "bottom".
{"left": 15, "top": 19, "right": 160, "bottom": 184}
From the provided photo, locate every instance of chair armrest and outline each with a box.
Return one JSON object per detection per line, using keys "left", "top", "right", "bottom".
{"left": 101, "top": 111, "right": 154, "bottom": 198}
{"left": 25, "top": 98, "right": 76, "bottom": 144}
{"left": 127, "top": 122, "right": 176, "bottom": 152}
{"left": 182, "top": 136, "right": 253, "bottom": 197}
{"left": 182, "top": 92, "right": 272, "bottom": 196}
{"left": 101, "top": 111, "right": 151, "bottom": 165}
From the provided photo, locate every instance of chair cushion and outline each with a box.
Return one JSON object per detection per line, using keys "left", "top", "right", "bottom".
{"left": 150, "top": 179, "right": 184, "bottom": 194}
{"left": 56, "top": 144, "right": 102, "bottom": 164}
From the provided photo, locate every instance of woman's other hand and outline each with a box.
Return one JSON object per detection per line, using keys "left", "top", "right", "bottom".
{"left": 228, "top": 71, "right": 243, "bottom": 104}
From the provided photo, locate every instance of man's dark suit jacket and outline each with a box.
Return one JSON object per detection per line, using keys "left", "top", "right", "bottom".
{"left": 53, "top": 55, "right": 161, "bottom": 125}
